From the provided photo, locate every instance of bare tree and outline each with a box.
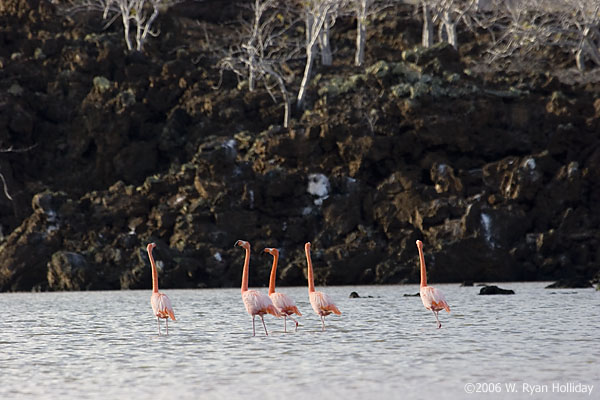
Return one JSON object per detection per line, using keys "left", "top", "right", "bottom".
{"left": 421, "top": 1, "right": 435, "bottom": 47}
{"left": 297, "top": 0, "right": 347, "bottom": 110}
{"left": 481, "top": 0, "right": 553, "bottom": 69}
{"left": 352, "top": 0, "right": 393, "bottom": 66}
{"left": 314, "top": 1, "right": 348, "bottom": 67}
{"left": 566, "top": 0, "right": 600, "bottom": 70}
{"left": 319, "top": 13, "right": 334, "bottom": 66}
{"left": 246, "top": 0, "right": 269, "bottom": 91}
{"left": 218, "top": 0, "right": 300, "bottom": 128}
{"left": 434, "top": 0, "right": 479, "bottom": 49}
{"left": 482, "top": 0, "right": 600, "bottom": 72}
{"left": 62, "top": 0, "right": 169, "bottom": 52}
{"left": 416, "top": 0, "right": 479, "bottom": 49}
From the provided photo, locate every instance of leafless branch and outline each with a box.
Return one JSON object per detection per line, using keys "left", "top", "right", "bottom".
{"left": 0, "top": 144, "right": 39, "bottom": 153}
{"left": 218, "top": 0, "right": 301, "bottom": 127}
{"left": 297, "top": 0, "right": 348, "bottom": 109}
{"left": 350, "top": 0, "right": 395, "bottom": 66}
{"left": 0, "top": 143, "right": 38, "bottom": 201}
{"left": 478, "top": 0, "right": 600, "bottom": 72}
{"left": 60, "top": 0, "right": 174, "bottom": 52}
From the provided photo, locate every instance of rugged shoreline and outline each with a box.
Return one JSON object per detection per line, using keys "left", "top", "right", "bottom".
{"left": 1, "top": 1, "right": 599, "bottom": 291}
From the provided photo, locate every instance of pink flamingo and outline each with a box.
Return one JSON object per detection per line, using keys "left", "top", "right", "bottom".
{"left": 235, "top": 240, "right": 281, "bottom": 336}
{"left": 416, "top": 240, "right": 450, "bottom": 328}
{"left": 304, "top": 242, "right": 341, "bottom": 331}
{"left": 264, "top": 247, "right": 302, "bottom": 332}
{"left": 147, "top": 243, "right": 176, "bottom": 335}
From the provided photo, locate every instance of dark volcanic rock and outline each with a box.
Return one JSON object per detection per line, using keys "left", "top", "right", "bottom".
{"left": 349, "top": 291, "right": 374, "bottom": 298}
{"left": 47, "top": 251, "right": 91, "bottom": 291}
{"left": 545, "top": 278, "right": 592, "bottom": 289}
{"left": 0, "top": 2, "right": 599, "bottom": 291}
{"left": 479, "top": 285, "right": 515, "bottom": 295}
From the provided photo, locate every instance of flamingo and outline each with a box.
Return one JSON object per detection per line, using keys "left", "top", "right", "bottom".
{"left": 235, "top": 240, "right": 281, "bottom": 336}
{"left": 304, "top": 242, "right": 341, "bottom": 331}
{"left": 416, "top": 240, "right": 450, "bottom": 328}
{"left": 264, "top": 247, "right": 302, "bottom": 332}
{"left": 147, "top": 243, "right": 176, "bottom": 335}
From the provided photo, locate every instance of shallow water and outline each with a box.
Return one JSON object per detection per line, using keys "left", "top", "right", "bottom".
{"left": 1, "top": 283, "right": 598, "bottom": 399}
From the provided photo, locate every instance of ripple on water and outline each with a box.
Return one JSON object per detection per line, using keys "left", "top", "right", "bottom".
{"left": 1, "top": 284, "right": 599, "bottom": 400}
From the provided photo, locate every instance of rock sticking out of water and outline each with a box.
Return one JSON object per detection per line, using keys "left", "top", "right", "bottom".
{"left": 403, "top": 293, "right": 420, "bottom": 297}
{"left": 479, "top": 285, "right": 515, "bottom": 295}
{"left": 349, "top": 291, "right": 374, "bottom": 298}
{"left": 461, "top": 281, "right": 474, "bottom": 287}
{"left": 545, "top": 278, "right": 592, "bottom": 289}
{"left": 349, "top": 291, "right": 360, "bottom": 298}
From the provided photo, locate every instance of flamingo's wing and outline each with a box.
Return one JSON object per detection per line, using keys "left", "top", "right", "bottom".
{"left": 270, "top": 292, "right": 302, "bottom": 316}
{"left": 310, "top": 291, "right": 341, "bottom": 315}
{"left": 429, "top": 287, "right": 450, "bottom": 312}
{"left": 421, "top": 286, "right": 450, "bottom": 312}
{"left": 152, "top": 292, "right": 176, "bottom": 320}
{"left": 243, "top": 290, "right": 282, "bottom": 316}
{"left": 161, "top": 294, "right": 176, "bottom": 320}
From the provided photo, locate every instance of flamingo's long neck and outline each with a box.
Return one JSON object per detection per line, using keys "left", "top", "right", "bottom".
{"left": 306, "top": 246, "right": 315, "bottom": 293}
{"left": 418, "top": 243, "right": 427, "bottom": 288}
{"left": 268, "top": 252, "right": 278, "bottom": 295}
{"left": 148, "top": 247, "right": 159, "bottom": 293}
{"left": 241, "top": 246, "right": 250, "bottom": 293}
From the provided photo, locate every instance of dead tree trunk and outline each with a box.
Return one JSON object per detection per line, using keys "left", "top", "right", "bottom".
{"left": 442, "top": 11, "right": 458, "bottom": 49}
{"left": 422, "top": 2, "right": 434, "bottom": 48}
{"left": 297, "top": 5, "right": 333, "bottom": 110}
{"left": 355, "top": 0, "right": 367, "bottom": 66}
{"left": 320, "top": 18, "right": 333, "bottom": 66}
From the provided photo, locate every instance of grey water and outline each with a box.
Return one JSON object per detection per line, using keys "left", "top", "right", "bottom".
{"left": 1, "top": 283, "right": 598, "bottom": 400}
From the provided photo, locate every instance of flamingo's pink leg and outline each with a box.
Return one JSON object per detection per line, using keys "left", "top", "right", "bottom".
{"left": 287, "top": 315, "right": 299, "bottom": 332}
{"left": 260, "top": 315, "right": 269, "bottom": 336}
{"left": 433, "top": 310, "right": 441, "bottom": 329}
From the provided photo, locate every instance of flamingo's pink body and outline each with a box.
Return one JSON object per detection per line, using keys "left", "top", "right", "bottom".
{"left": 304, "top": 242, "right": 341, "bottom": 331}
{"left": 416, "top": 240, "right": 450, "bottom": 328}
{"left": 236, "top": 240, "right": 280, "bottom": 336}
{"left": 264, "top": 248, "right": 302, "bottom": 332}
{"left": 147, "top": 243, "right": 176, "bottom": 335}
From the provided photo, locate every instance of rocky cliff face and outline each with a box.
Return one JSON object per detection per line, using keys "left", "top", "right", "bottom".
{"left": 1, "top": 1, "right": 599, "bottom": 291}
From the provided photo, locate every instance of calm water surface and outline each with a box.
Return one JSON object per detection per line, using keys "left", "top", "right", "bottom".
{"left": 1, "top": 283, "right": 598, "bottom": 399}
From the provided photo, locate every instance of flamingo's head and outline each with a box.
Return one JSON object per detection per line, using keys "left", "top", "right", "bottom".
{"left": 305, "top": 242, "right": 311, "bottom": 252}
{"left": 147, "top": 243, "right": 157, "bottom": 252}
{"left": 263, "top": 247, "right": 279, "bottom": 256}
{"left": 416, "top": 240, "right": 423, "bottom": 250}
{"left": 235, "top": 240, "right": 250, "bottom": 249}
